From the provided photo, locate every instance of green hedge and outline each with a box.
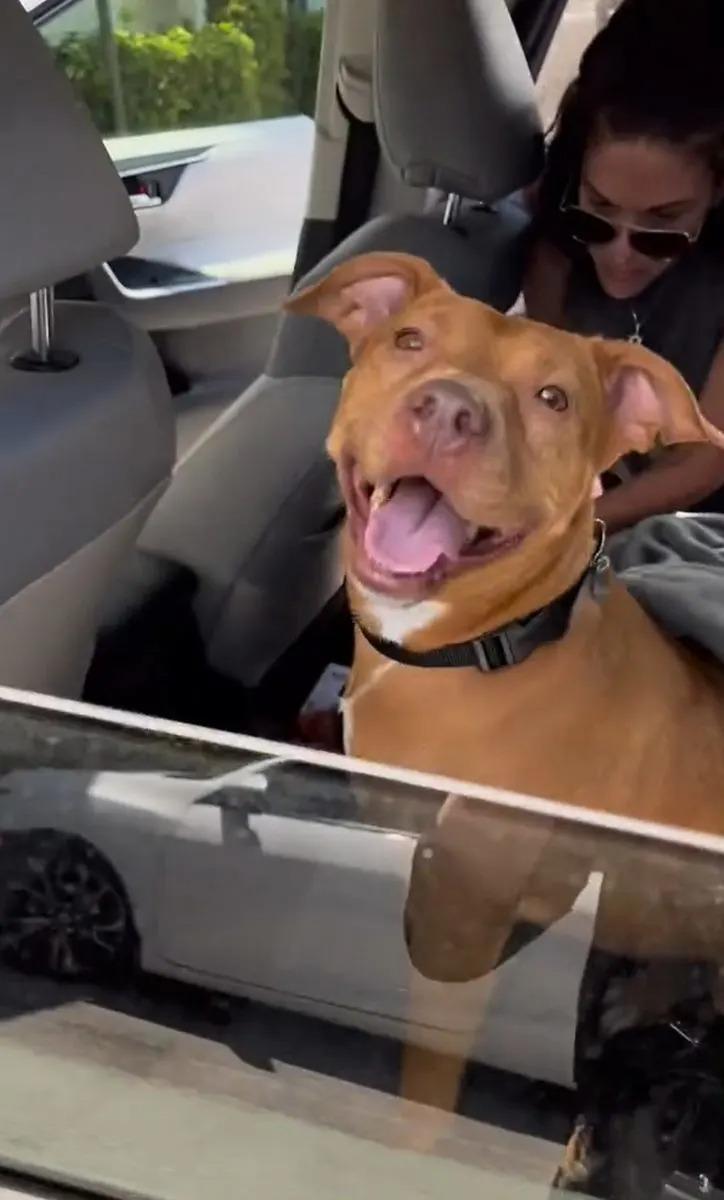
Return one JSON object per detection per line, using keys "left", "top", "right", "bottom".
{"left": 52, "top": 2, "right": 323, "bottom": 136}
{"left": 285, "top": 8, "right": 324, "bottom": 116}
{"left": 210, "top": 1, "right": 288, "bottom": 116}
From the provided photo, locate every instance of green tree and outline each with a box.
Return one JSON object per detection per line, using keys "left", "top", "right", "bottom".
{"left": 208, "top": 0, "right": 323, "bottom": 116}
{"left": 285, "top": 8, "right": 323, "bottom": 115}
{"left": 209, "top": 0, "right": 288, "bottom": 116}
{"left": 54, "top": 22, "right": 260, "bottom": 135}
{"left": 52, "top": 1, "right": 324, "bottom": 134}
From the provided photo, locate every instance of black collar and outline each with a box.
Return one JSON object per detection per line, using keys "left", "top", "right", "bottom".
{"left": 355, "top": 521, "right": 610, "bottom": 673}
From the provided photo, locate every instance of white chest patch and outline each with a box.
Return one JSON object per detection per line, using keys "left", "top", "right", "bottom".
{"left": 355, "top": 583, "right": 448, "bottom": 645}
{"left": 343, "top": 584, "right": 448, "bottom": 753}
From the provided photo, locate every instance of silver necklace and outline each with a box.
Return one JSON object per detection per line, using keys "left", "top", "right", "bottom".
{"left": 628, "top": 277, "right": 669, "bottom": 345}
{"left": 628, "top": 308, "right": 644, "bottom": 345}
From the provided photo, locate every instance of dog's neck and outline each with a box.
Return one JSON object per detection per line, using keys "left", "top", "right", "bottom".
{"left": 344, "top": 575, "right": 685, "bottom": 812}
{"left": 348, "top": 508, "right": 598, "bottom": 656}
{"left": 356, "top": 561, "right": 606, "bottom": 673}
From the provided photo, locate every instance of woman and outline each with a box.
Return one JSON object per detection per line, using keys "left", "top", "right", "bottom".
{"left": 522, "top": 6, "right": 724, "bottom": 1193}
{"left": 525, "top": 0, "right": 724, "bottom": 532}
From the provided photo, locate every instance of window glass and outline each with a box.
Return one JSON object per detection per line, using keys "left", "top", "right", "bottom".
{"left": 34, "top": 0, "right": 326, "bottom": 137}
{"left": 0, "top": 691, "right": 723, "bottom": 1198}
{"left": 535, "top": 0, "right": 622, "bottom": 129}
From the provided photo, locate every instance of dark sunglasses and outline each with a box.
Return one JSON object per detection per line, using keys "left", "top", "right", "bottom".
{"left": 559, "top": 204, "right": 700, "bottom": 261}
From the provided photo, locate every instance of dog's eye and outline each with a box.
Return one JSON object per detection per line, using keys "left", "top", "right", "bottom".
{"left": 536, "top": 385, "right": 569, "bottom": 413}
{"left": 395, "top": 327, "right": 425, "bottom": 351}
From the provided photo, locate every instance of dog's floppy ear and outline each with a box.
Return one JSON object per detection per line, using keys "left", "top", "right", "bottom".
{"left": 592, "top": 338, "right": 724, "bottom": 470}
{"left": 285, "top": 251, "right": 449, "bottom": 356}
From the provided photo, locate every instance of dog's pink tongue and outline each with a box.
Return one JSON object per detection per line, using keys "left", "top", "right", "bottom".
{"left": 364, "top": 478, "right": 469, "bottom": 574}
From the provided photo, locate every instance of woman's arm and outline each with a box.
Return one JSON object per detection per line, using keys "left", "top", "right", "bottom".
{"left": 596, "top": 340, "right": 724, "bottom": 533}
{"left": 523, "top": 239, "right": 571, "bottom": 327}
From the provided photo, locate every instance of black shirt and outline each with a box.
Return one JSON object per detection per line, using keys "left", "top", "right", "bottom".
{"left": 562, "top": 245, "right": 724, "bottom": 511}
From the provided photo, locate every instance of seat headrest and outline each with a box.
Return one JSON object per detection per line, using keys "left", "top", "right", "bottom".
{"left": 0, "top": 2, "right": 138, "bottom": 301}
{"left": 374, "top": 0, "right": 544, "bottom": 203}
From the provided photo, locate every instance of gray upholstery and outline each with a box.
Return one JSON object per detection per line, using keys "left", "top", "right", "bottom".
{"left": 137, "top": 205, "right": 531, "bottom": 686}
{"left": 270, "top": 203, "right": 532, "bottom": 381}
{"left": 0, "top": 488, "right": 165, "bottom": 697}
{"left": 122, "top": 0, "right": 540, "bottom": 687}
{"left": 338, "top": 55, "right": 374, "bottom": 124}
{"left": 0, "top": 1, "right": 137, "bottom": 302}
{"left": 0, "top": 6, "right": 174, "bottom": 697}
{"left": 0, "top": 304, "right": 175, "bottom": 695}
{"left": 0, "top": 307, "right": 172, "bottom": 604}
{"left": 374, "top": 0, "right": 543, "bottom": 200}
{"left": 138, "top": 376, "right": 344, "bottom": 684}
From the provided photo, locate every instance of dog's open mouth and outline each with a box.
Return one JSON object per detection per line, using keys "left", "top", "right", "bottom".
{"left": 343, "top": 461, "right": 526, "bottom": 594}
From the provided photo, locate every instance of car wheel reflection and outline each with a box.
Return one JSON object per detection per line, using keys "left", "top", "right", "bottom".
{"left": 0, "top": 831, "right": 137, "bottom": 981}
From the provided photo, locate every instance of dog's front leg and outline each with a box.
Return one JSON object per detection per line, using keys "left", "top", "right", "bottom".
{"left": 398, "top": 930, "right": 511, "bottom": 1151}
{"left": 396, "top": 794, "right": 560, "bottom": 1150}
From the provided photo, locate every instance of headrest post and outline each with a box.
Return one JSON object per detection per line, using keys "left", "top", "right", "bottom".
{"left": 11, "top": 287, "right": 79, "bottom": 375}
{"left": 443, "top": 193, "right": 462, "bottom": 228}
{"left": 29, "top": 287, "right": 55, "bottom": 365}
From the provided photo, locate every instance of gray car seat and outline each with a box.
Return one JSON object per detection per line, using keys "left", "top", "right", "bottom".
{"left": 125, "top": 0, "right": 542, "bottom": 688}
{"left": 0, "top": 2, "right": 175, "bottom": 697}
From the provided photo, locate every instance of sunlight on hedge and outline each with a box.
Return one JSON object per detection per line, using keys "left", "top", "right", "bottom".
{"left": 52, "top": 3, "right": 324, "bottom": 136}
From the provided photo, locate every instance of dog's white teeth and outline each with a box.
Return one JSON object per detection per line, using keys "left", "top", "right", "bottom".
{"left": 370, "top": 483, "right": 392, "bottom": 511}
{"left": 466, "top": 522, "right": 479, "bottom": 542}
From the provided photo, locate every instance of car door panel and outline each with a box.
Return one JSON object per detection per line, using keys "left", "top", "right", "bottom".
{"left": 92, "top": 117, "right": 315, "bottom": 335}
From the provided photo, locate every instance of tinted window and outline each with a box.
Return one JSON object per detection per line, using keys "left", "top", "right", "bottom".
{"left": 35, "top": 0, "right": 325, "bottom": 136}
{"left": 0, "top": 692, "right": 722, "bottom": 1197}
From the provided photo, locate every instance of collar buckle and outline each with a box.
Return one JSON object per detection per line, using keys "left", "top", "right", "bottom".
{"left": 472, "top": 630, "right": 515, "bottom": 672}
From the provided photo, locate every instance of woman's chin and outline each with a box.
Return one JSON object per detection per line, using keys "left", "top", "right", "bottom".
{"left": 591, "top": 256, "right": 668, "bottom": 301}
{"left": 596, "top": 269, "right": 658, "bottom": 300}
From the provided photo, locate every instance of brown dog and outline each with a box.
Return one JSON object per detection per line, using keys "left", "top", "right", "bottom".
{"left": 288, "top": 252, "right": 724, "bottom": 1158}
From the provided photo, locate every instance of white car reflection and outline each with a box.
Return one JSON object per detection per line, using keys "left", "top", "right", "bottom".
{"left": 0, "top": 760, "right": 600, "bottom": 1088}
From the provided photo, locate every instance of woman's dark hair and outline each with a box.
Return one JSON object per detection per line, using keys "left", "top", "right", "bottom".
{"left": 536, "top": 0, "right": 724, "bottom": 249}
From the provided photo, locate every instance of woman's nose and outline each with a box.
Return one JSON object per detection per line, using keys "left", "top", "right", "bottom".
{"left": 608, "top": 227, "right": 638, "bottom": 265}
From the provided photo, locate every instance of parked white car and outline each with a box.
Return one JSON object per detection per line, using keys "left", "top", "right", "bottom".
{"left": 0, "top": 737, "right": 600, "bottom": 1088}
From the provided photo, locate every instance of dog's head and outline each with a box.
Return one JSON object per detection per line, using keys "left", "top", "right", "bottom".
{"left": 288, "top": 252, "right": 724, "bottom": 646}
